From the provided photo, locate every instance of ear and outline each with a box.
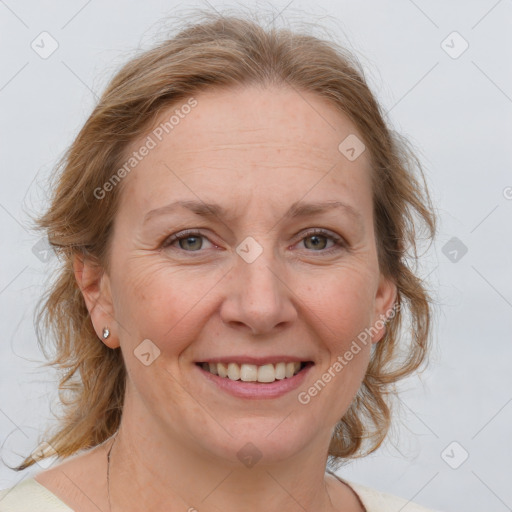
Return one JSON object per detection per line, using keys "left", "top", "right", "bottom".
{"left": 73, "top": 253, "right": 118, "bottom": 348}
{"left": 370, "top": 272, "right": 398, "bottom": 344}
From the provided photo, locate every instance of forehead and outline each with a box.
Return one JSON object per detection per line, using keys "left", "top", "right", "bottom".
{"left": 118, "top": 85, "right": 373, "bottom": 220}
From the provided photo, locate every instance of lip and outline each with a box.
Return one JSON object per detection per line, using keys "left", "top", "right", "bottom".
{"left": 195, "top": 361, "right": 314, "bottom": 400}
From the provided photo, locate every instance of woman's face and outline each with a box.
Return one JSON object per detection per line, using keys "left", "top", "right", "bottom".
{"left": 84, "top": 85, "right": 396, "bottom": 464}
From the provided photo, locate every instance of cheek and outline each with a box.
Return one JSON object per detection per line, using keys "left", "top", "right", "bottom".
{"left": 298, "top": 269, "right": 375, "bottom": 402}
{"left": 297, "top": 273, "right": 373, "bottom": 426}
{"left": 111, "top": 258, "right": 222, "bottom": 350}
{"left": 302, "top": 292, "right": 373, "bottom": 424}
{"left": 300, "top": 266, "right": 376, "bottom": 343}
{"left": 111, "top": 261, "right": 221, "bottom": 409}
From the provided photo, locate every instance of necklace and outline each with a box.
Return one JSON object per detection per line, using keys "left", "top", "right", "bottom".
{"left": 106, "top": 432, "right": 119, "bottom": 512}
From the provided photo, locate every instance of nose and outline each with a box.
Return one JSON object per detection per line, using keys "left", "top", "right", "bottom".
{"left": 219, "top": 251, "right": 298, "bottom": 336}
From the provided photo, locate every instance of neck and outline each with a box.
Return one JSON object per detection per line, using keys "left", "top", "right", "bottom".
{"left": 106, "top": 422, "right": 340, "bottom": 512}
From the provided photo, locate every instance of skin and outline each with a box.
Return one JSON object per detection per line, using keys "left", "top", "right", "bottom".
{"left": 35, "top": 84, "right": 396, "bottom": 512}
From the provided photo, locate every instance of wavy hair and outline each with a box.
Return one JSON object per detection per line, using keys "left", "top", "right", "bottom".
{"left": 15, "top": 9, "right": 437, "bottom": 471}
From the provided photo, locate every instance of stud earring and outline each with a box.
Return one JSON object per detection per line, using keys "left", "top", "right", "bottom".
{"left": 102, "top": 327, "right": 111, "bottom": 339}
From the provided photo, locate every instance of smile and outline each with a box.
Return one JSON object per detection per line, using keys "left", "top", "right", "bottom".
{"left": 197, "top": 361, "right": 310, "bottom": 383}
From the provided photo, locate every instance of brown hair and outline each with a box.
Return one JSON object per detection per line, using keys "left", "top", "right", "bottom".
{"left": 16, "top": 9, "right": 436, "bottom": 471}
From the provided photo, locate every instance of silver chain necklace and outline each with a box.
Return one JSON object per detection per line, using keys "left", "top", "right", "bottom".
{"left": 106, "top": 432, "right": 119, "bottom": 512}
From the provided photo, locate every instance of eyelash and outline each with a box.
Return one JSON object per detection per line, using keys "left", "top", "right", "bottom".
{"left": 161, "top": 228, "right": 346, "bottom": 256}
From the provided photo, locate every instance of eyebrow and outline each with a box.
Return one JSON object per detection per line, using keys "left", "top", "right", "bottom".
{"left": 143, "top": 199, "right": 364, "bottom": 229}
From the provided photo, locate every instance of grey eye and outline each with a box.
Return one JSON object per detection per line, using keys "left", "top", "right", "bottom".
{"left": 178, "top": 235, "right": 204, "bottom": 251}
{"left": 303, "top": 234, "right": 329, "bottom": 250}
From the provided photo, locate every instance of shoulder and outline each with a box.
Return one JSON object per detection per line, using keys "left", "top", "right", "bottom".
{"left": 0, "top": 477, "right": 73, "bottom": 512}
{"left": 343, "top": 479, "right": 442, "bottom": 512}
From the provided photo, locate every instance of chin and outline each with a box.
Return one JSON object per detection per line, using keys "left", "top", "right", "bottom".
{"left": 193, "top": 416, "right": 325, "bottom": 468}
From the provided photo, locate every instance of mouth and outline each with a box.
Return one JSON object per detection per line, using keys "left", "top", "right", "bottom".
{"left": 195, "top": 361, "right": 313, "bottom": 384}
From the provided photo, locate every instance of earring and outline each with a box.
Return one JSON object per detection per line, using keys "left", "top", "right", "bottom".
{"left": 102, "top": 327, "right": 111, "bottom": 339}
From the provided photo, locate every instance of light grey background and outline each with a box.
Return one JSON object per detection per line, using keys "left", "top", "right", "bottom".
{"left": 1, "top": 1, "right": 511, "bottom": 511}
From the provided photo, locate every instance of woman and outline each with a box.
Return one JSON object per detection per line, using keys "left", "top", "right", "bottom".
{"left": 0, "top": 11, "right": 440, "bottom": 512}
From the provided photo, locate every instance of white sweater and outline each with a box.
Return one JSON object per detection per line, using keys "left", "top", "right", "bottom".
{"left": 0, "top": 476, "right": 440, "bottom": 511}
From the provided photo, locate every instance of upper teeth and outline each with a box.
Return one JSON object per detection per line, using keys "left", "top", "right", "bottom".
{"left": 202, "top": 362, "right": 302, "bottom": 383}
